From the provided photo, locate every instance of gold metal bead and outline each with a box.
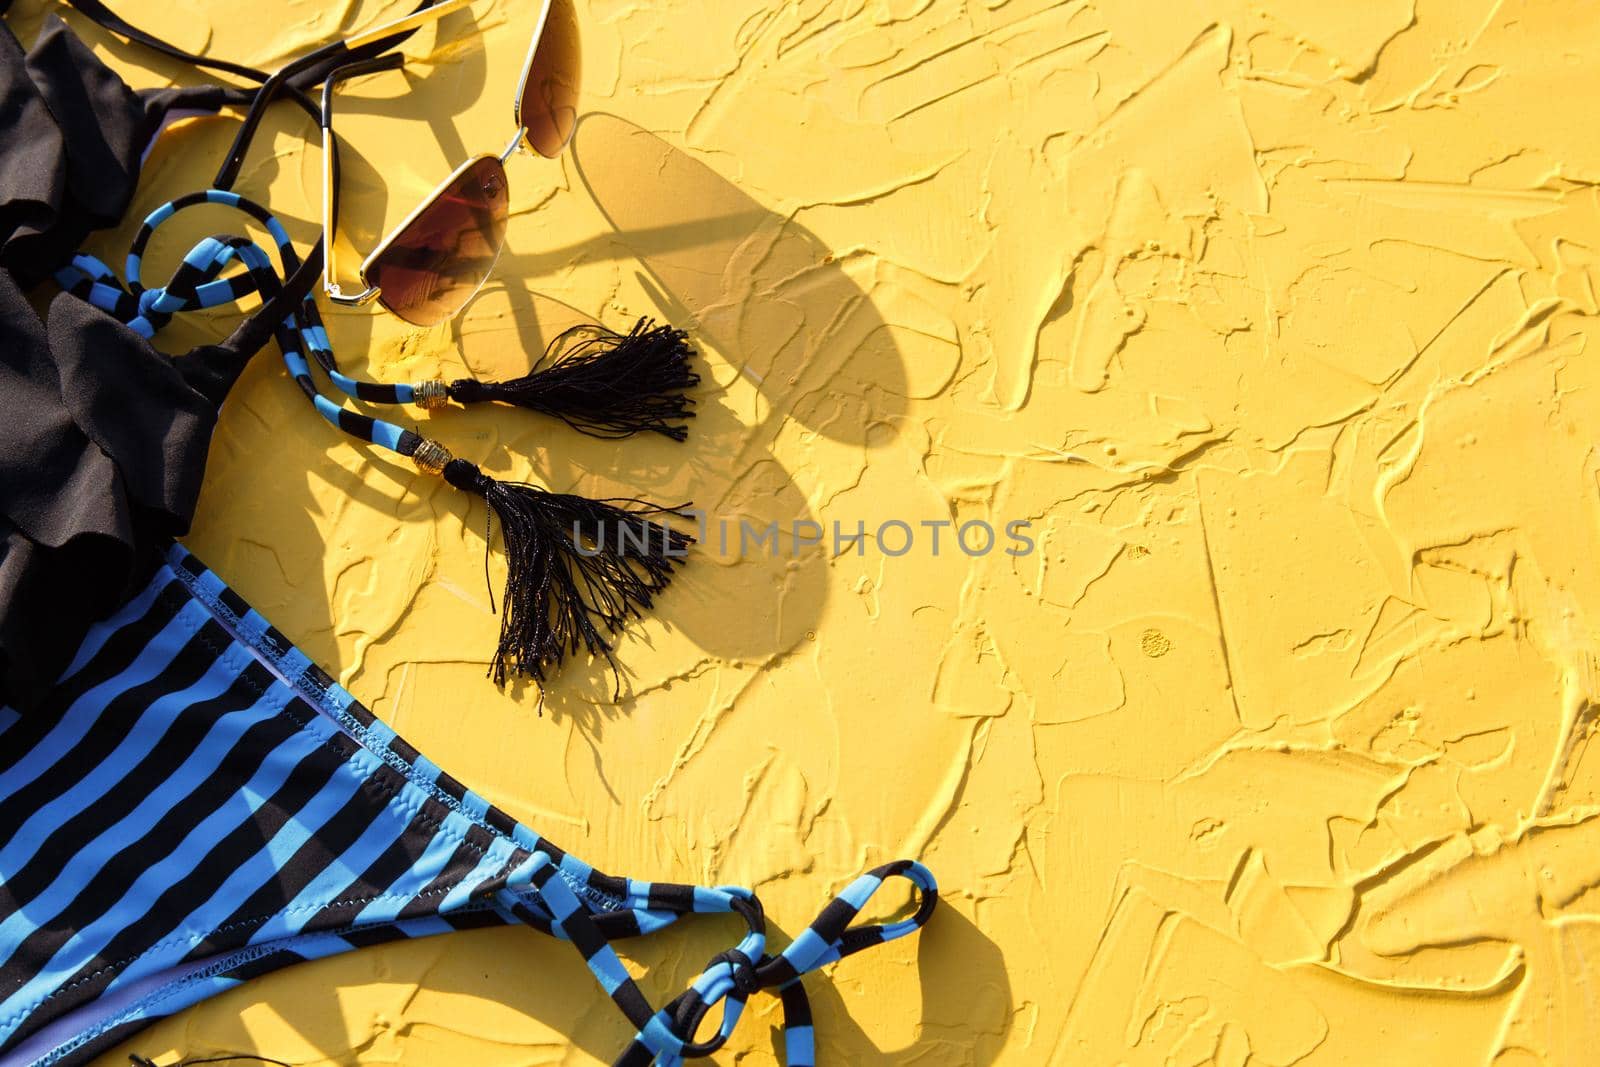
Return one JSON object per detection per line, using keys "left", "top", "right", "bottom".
{"left": 413, "top": 379, "right": 450, "bottom": 410}
{"left": 411, "top": 438, "right": 452, "bottom": 475}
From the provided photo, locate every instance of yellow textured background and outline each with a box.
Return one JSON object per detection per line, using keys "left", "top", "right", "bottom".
{"left": 9, "top": 0, "right": 1600, "bottom": 1062}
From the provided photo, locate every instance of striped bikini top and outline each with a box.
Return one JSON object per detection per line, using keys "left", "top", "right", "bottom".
{"left": 0, "top": 543, "right": 936, "bottom": 1066}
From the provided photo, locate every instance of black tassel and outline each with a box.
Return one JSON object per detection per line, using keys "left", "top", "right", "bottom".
{"left": 447, "top": 317, "right": 700, "bottom": 441}
{"left": 442, "top": 458, "right": 694, "bottom": 692}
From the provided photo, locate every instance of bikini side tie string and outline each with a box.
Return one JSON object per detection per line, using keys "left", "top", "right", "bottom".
{"left": 478, "top": 835, "right": 937, "bottom": 1065}
{"left": 613, "top": 860, "right": 940, "bottom": 1065}
{"left": 56, "top": 190, "right": 695, "bottom": 693}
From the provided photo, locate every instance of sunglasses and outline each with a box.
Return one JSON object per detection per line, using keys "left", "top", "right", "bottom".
{"left": 320, "top": 0, "right": 580, "bottom": 326}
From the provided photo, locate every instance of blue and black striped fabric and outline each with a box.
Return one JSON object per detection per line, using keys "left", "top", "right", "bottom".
{"left": 0, "top": 545, "right": 936, "bottom": 1066}
{"left": 55, "top": 189, "right": 437, "bottom": 463}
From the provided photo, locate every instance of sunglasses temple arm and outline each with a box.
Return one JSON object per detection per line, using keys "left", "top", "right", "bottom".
{"left": 321, "top": 55, "right": 405, "bottom": 305}
{"left": 346, "top": 0, "right": 478, "bottom": 50}
{"left": 214, "top": 43, "right": 353, "bottom": 191}
{"left": 214, "top": 0, "right": 473, "bottom": 192}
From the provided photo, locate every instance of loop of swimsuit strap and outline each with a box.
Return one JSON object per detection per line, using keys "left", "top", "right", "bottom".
{"left": 611, "top": 859, "right": 939, "bottom": 1065}
{"left": 488, "top": 855, "right": 935, "bottom": 1064}
{"left": 55, "top": 190, "right": 440, "bottom": 463}
{"left": 708, "top": 949, "right": 760, "bottom": 997}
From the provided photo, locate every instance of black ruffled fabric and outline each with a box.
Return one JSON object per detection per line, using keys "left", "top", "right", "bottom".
{"left": 0, "top": 14, "right": 245, "bottom": 713}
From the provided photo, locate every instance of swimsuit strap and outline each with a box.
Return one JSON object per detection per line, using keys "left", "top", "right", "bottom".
{"left": 492, "top": 850, "right": 937, "bottom": 1063}
{"left": 57, "top": 191, "right": 443, "bottom": 464}
{"left": 612, "top": 860, "right": 939, "bottom": 1064}
{"left": 61, "top": 187, "right": 698, "bottom": 442}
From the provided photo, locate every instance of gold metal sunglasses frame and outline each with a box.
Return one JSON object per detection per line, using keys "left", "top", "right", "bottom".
{"left": 321, "top": 0, "right": 571, "bottom": 314}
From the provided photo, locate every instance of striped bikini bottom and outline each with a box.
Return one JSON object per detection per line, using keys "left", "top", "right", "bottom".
{"left": 0, "top": 544, "right": 935, "bottom": 1066}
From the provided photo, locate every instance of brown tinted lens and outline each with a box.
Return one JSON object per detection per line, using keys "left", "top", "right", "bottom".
{"left": 367, "top": 156, "right": 509, "bottom": 327}
{"left": 518, "top": 0, "right": 581, "bottom": 158}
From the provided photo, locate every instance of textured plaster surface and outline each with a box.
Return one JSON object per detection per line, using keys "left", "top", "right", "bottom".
{"left": 9, "top": 0, "right": 1600, "bottom": 1062}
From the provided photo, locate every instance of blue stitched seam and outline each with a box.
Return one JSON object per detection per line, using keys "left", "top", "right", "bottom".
{"left": 167, "top": 555, "right": 502, "bottom": 818}
{"left": 161, "top": 551, "right": 619, "bottom": 912}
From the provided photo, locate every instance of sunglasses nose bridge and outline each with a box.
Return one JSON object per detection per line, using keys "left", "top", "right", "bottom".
{"left": 327, "top": 283, "right": 381, "bottom": 308}
{"left": 500, "top": 127, "right": 528, "bottom": 163}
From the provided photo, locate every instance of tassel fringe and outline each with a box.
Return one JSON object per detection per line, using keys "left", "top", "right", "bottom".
{"left": 442, "top": 459, "right": 694, "bottom": 691}
{"left": 448, "top": 317, "right": 699, "bottom": 440}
